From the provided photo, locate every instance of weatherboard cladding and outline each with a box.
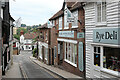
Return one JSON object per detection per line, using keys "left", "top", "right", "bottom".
{"left": 85, "top": 2, "right": 120, "bottom": 78}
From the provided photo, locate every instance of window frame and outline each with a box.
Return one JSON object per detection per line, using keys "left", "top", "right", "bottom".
{"left": 95, "top": 2, "right": 107, "bottom": 26}
{"left": 72, "top": 10, "right": 78, "bottom": 28}
{"left": 64, "top": 42, "right": 77, "bottom": 67}
{"left": 59, "top": 16, "right": 63, "bottom": 30}
{"left": 64, "top": 8, "right": 69, "bottom": 29}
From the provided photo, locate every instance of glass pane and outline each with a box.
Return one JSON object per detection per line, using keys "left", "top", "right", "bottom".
{"left": 74, "top": 45, "right": 77, "bottom": 64}
{"left": 94, "top": 53, "right": 100, "bottom": 66}
{"left": 98, "top": 47, "right": 100, "bottom": 53}
{"left": 94, "top": 47, "right": 96, "bottom": 52}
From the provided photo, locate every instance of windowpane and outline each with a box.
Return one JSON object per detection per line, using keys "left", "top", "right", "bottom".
{"left": 94, "top": 46, "right": 100, "bottom": 66}
{"left": 74, "top": 44, "right": 77, "bottom": 64}
{"left": 97, "top": 2, "right": 106, "bottom": 22}
{"left": 94, "top": 53, "right": 100, "bottom": 66}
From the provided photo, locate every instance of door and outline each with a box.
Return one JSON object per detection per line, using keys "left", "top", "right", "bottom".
{"left": 59, "top": 42, "right": 63, "bottom": 64}
{"left": 92, "top": 46, "right": 103, "bottom": 78}
{"left": 52, "top": 48, "right": 54, "bottom": 65}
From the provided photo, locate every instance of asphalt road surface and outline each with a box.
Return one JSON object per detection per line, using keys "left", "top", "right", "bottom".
{"left": 13, "top": 51, "right": 61, "bottom": 80}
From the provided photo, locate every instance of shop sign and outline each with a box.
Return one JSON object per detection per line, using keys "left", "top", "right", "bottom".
{"left": 77, "top": 32, "right": 84, "bottom": 38}
{"left": 93, "top": 28, "right": 120, "bottom": 45}
{"left": 59, "top": 31, "right": 74, "bottom": 38}
{"left": 78, "top": 42, "right": 84, "bottom": 71}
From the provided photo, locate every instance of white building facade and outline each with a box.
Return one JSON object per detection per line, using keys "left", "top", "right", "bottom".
{"left": 84, "top": 2, "right": 120, "bottom": 78}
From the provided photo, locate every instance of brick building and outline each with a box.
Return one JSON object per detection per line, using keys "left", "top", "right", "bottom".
{"left": 49, "top": 2, "right": 85, "bottom": 77}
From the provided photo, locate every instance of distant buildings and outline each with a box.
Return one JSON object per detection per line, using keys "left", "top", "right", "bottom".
{"left": 20, "top": 31, "right": 37, "bottom": 51}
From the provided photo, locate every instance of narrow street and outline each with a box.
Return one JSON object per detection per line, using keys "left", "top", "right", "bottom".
{"left": 13, "top": 51, "right": 60, "bottom": 79}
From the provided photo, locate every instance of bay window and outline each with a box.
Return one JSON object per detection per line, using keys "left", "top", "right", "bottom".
{"left": 65, "top": 42, "right": 77, "bottom": 66}
{"left": 97, "top": 2, "right": 106, "bottom": 23}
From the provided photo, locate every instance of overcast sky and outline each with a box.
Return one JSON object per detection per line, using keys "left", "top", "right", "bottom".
{"left": 10, "top": 0, "right": 64, "bottom": 26}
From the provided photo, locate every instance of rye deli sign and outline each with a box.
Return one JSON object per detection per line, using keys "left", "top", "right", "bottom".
{"left": 59, "top": 31, "right": 74, "bottom": 38}
{"left": 93, "top": 28, "right": 120, "bottom": 45}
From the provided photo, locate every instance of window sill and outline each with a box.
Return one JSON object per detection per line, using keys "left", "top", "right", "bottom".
{"left": 59, "top": 28, "right": 62, "bottom": 30}
{"left": 101, "top": 68, "right": 120, "bottom": 77}
{"left": 45, "top": 58, "right": 47, "bottom": 61}
{"left": 72, "top": 26, "right": 78, "bottom": 28}
{"left": 95, "top": 22, "right": 107, "bottom": 27}
{"left": 64, "top": 59, "right": 77, "bottom": 67}
{"left": 39, "top": 56, "right": 43, "bottom": 60}
{"left": 64, "top": 27, "right": 69, "bottom": 30}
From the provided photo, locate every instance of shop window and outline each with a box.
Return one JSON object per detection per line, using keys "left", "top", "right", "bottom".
{"left": 94, "top": 46, "right": 101, "bottom": 66}
{"left": 64, "top": 42, "right": 77, "bottom": 65}
{"left": 103, "top": 47, "right": 120, "bottom": 72}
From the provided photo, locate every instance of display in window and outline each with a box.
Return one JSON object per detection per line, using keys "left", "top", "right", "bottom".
{"left": 103, "top": 47, "right": 120, "bottom": 72}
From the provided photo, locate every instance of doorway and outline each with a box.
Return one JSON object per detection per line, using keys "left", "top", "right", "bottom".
{"left": 52, "top": 48, "right": 54, "bottom": 65}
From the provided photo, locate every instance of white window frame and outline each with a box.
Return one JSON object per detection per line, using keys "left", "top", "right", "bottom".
{"left": 72, "top": 10, "right": 78, "bottom": 28}
{"left": 45, "top": 48, "right": 48, "bottom": 60}
{"left": 95, "top": 2, "right": 107, "bottom": 26}
{"left": 64, "top": 42, "right": 77, "bottom": 67}
{"left": 92, "top": 44, "right": 120, "bottom": 77}
{"left": 64, "top": 8, "right": 69, "bottom": 29}
{"left": 59, "top": 17, "right": 62, "bottom": 30}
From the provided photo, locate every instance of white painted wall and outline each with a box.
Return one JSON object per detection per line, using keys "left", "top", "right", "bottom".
{"left": 84, "top": 2, "right": 120, "bottom": 78}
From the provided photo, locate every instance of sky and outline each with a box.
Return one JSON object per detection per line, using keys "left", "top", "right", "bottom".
{"left": 10, "top": 0, "right": 64, "bottom": 26}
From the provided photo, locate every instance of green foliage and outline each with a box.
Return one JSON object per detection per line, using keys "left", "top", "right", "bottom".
{"left": 33, "top": 48, "right": 37, "bottom": 57}
{"left": 13, "top": 34, "right": 20, "bottom": 40}
{"left": 17, "top": 27, "right": 28, "bottom": 35}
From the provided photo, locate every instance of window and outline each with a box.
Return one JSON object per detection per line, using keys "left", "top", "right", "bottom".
{"left": 97, "top": 2, "right": 106, "bottom": 22}
{"left": 54, "top": 46, "right": 57, "bottom": 58}
{"left": 94, "top": 46, "right": 101, "bottom": 66}
{"left": 59, "top": 17, "right": 62, "bottom": 29}
{"left": 103, "top": 47, "right": 120, "bottom": 72}
{"left": 72, "top": 10, "right": 78, "bottom": 27}
{"left": 64, "top": 9, "right": 69, "bottom": 29}
{"left": 45, "top": 48, "right": 48, "bottom": 60}
{"left": 45, "top": 31, "right": 47, "bottom": 40}
{"left": 65, "top": 42, "right": 77, "bottom": 66}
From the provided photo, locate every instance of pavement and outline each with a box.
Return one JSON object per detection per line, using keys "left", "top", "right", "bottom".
{"left": 29, "top": 56, "right": 83, "bottom": 79}
{"left": 2, "top": 62, "right": 22, "bottom": 78}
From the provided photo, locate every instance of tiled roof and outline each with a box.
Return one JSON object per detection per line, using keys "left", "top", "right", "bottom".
{"left": 49, "top": 2, "right": 82, "bottom": 20}
{"left": 24, "top": 32, "right": 37, "bottom": 39}
{"left": 49, "top": 9, "right": 63, "bottom": 20}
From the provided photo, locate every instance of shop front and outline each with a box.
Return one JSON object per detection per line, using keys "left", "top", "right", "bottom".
{"left": 57, "top": 30, "right": 85, "bottom": 77}
{"left": 91, "top": 28, "right": 120, "bottom": 78}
